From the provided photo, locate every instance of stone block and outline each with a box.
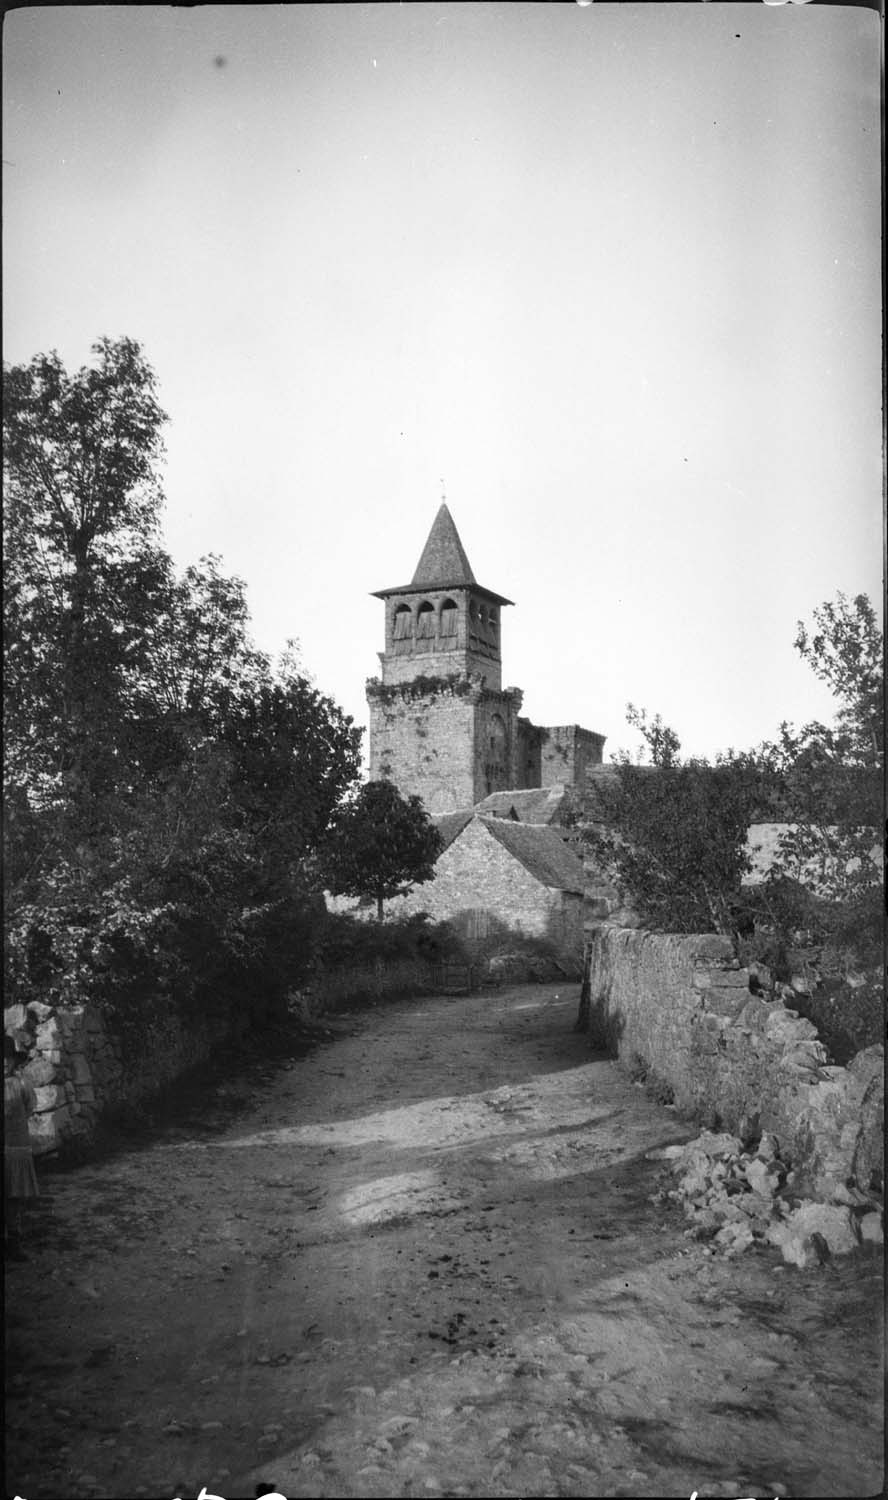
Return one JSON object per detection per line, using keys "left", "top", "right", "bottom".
{"left": 705, "top": 988, "right": 748, "bottom": 1019}
{"left": 781, "top": 1041, "right": 828, "bottom": 1071}
{"left": 35, "top": 1018, "right": 62, "bottom": 1048}
{"left": 743, "top": 1158, "right": 778, "bottom": 1196}
{"left": 858, "top": 1212, "right": 883, "bottom": 1245}
{"left": 29, "top": 1106, "right": 71, "bottom": 1153}
{"left": 692, "top": 935, "right": 735, "bottom": 962}
{"left": 70, "top": 1054, "right": 94, "bottom": 1086}
{"left": 33, "top": 1084, "right": 68, "bottom": 1112}
{"left": 846, "top": 1044, "right": 884, "bottom": 1094}
{"left": 788, "top": 1201, "right": 859, "bottom": 1256}
{"left": 710, "top": 968, "right": 751, "bottom": 988}
{"left": 765, "top": 1010, "right": 817, "bottom": 1042}
{"left": 714, "top": 1220, "right": 755, "bottom": 1256}
{"left": 694, "top": 1131, "right": 743, "bottom": 1159}
{"left": 851, "top": 1074, "right": 884, "bottom": 1195}
{"left": 737, "top": 997, "right": 772, "bottom": 1033}
{"left": 4, "top": 1004, "right": 29, "bottom": 1030}
{"left": 75, "top": 1083, "right": 96, "bottom": 1104}
{"left": 23, "top": 1057, "right": 57, "bottom": 1087}
{"left": 25, "top": 1000, "right": 54, "bottom": 1022}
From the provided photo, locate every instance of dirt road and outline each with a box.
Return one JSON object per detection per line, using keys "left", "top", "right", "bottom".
{"left": 5, "top": 983, "right": 883, "bottom": 1500}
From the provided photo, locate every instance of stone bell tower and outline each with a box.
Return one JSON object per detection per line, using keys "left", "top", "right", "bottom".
{"left": 367, "top": 505, "right": 524, "bottom": 813}
{"left": 372, "top": 503, "right": 512, "bottom": 691}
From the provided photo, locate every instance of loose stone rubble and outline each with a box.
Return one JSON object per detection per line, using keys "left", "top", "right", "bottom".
{"left": 653, "top": 1129, "right": 884, "bottom": 1268}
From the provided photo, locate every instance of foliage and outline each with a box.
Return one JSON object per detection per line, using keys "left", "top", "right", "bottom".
{"left": 313, "top": 910, "right": 467, "bottom": 970}
{"left": 4, "top": 338, "right": 169, "bottom": 811}
{"left": 625, "top": 703, "right": 681, "bottom": 768}
{"left": 365, "top": 673, "right": 480, "bottom": 706}
{"left": 585, "top": 708, "right": 768, "bottom": 934}
{"left": 587, "top": 593, "right": 882, "bottom": 955}
{"left": 320, "top": 781, "right": 444, "bottom": 920}
{"left": 3, "top": 338, "right": 363, "bottom": 1037}
{"left": 793, "top": 591, "right": 882, "bottom": 767}
{"left": 784, "top": 979, "right": 883, "bottom": 1068}
{"left": 755, "top": 592, "right": 883, "bottom": 969}
{"left": 586, "top": 754, "right": 764, "bottom": 936}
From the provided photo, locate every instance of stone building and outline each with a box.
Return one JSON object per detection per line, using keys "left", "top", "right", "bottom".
{"left": 367, "top": 504, "right": 605, "bottom": 814}
{"left": 339, "top": 811, "right": 587, "bottom": 963}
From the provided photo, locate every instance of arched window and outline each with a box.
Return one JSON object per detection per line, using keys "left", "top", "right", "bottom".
{"left": 489, "top": 712, "right": 507, "bottom": 757}
{"left": 393, "top": 605, "right": 412, "bottom": 638}
{"left": 468, "top": 598, "right": 480, "bottom": 649}
{"left": 487, "top": 607, "right": 498, "bottom": 645}
{"left": 440, "top": 599, "right": 458, "bottom": 637}
{"left": 416, "top": 601, "right": 435, "bottom": 640}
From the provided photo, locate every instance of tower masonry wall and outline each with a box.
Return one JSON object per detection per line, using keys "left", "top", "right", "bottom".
{"left": 380, "top": 588, "right": 502, "bottom": 690}
{"left": 381, "top": 645, "right": 501, "bottom": 691}
{"left": 367, "top": 678, "right": 523, "bottom": 813}
{"left": 539, "top": 725, "right": 606, "bottom": 788}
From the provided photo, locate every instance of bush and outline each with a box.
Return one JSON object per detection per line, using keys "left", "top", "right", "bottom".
{"left": 313, "top": 910, "right": 468, "bottom": 972}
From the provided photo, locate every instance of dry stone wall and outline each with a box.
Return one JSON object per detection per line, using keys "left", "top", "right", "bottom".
{"left": 581, "top": 926, "right": 884, "bottom": 1208}
{"left": 4, "top": 995, "right": 249, "bottom": 1157}
{"left": 296, "top": 956, "right": 449, "bottom": 1013}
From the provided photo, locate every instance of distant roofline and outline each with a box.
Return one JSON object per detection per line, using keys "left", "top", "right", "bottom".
{"left": 371, "top": 582, "right": 514, "bottom": 607}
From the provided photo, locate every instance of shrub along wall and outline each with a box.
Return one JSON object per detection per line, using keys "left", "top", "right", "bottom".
{"left": 295, "top": 955, "right": 473, "bottom": 1014}
{"left": 4, "top": 994, "right": 251, "bottom": 1157}
{"left": 580, "top": 925, "right": 883, "bottom": 1204}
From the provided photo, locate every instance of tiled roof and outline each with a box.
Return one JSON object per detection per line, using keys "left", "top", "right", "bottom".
{"left": 433, "top": 809, "right": 475, "bottom": 851}
{"left": 373, "top": 505, "right": 514, "bottom": 605}
{"left": 480, "top": 817, "right": 586, "bottom": 893}
{"left": 474, "top": 786, "right": 570, "bottom": 824}
{"left": 412, "top": 503, "right": 475, "bottom": 586}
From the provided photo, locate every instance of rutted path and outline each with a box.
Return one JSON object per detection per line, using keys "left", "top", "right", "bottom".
{"left": 5, "top": 984, "right": 882, "bottom": 1500}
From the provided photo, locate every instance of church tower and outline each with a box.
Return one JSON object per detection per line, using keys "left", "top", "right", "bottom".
{"left": 372, "top": 503, "right": 512, "bottom": 691}
{"left": 367, "top": 506, "right": 525, "bottom": 813}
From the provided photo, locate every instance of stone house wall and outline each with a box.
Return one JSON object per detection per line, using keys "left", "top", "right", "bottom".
{"left": 4, "top": 995, "right": 250, "bottom": 1157}
{"left": 375, "top": 818, "right": 584, "bottom": 958}
{"left": 581, "top": 926, "right": 883, "bottom": 1203}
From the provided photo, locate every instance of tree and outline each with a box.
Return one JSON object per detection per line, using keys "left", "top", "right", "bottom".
{"left": 3, "top": 337, "right": 364, "bottom": 1026}
{"left": 754, "top": 592, "right": 883, "bottom": 966}
{"left": 4, "top": 337, "right": 169, "bottom": 816}
{"left": 794, "top": 592, "right": 882, "bottom": 768}
{"left": 586, "top": 592, "right": 882, "bottom": 957}
{"left": 320, "top": 781, "right": 444, "bottom": 920}
{"left": 585, "top": 713, "right": 765, "bottom": 934}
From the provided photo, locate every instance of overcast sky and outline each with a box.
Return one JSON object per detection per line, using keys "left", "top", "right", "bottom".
{"left": 3, "top": 2, "right": 882, "bottom": 766}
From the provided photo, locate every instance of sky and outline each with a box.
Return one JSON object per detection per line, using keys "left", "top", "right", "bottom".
{"left": 3, "top": 2, "right": 882, "bottom": 767}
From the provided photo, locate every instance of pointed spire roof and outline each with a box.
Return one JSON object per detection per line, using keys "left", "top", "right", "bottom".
{"left": 372, "top": 503, "right": 513, "bottom": 605}
{"left": 411, "top": 504, "right": 475, "bottom": 586}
